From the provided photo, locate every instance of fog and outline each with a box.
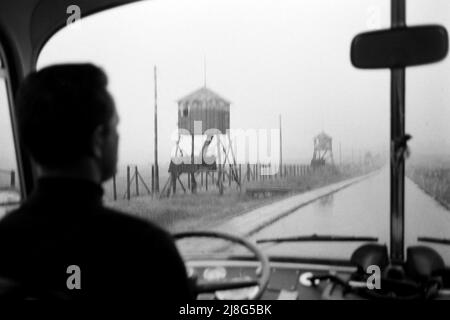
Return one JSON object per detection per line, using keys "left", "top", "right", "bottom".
{"left": 2, "top": 0, "right": 450, "bottom": 173}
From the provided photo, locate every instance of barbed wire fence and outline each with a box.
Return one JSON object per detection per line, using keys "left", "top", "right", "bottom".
{"left": 104, "top": 161, "right": 374, "bottom": 202}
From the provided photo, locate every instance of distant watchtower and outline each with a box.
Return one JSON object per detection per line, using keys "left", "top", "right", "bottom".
{"left": 161, "top": 86, "right": 240, "bottom": 196}
{"left": 311, "top": 131, "right": 334, "bottom": 167}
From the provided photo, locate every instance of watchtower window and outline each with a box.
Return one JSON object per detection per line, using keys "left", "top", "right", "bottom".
{"left": 181, "top": 103, "right": 189, "bottom": 117}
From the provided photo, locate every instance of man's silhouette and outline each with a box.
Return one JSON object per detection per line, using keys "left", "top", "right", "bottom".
{"left": 0, "top": 64, "right": 192, "bottom": 300}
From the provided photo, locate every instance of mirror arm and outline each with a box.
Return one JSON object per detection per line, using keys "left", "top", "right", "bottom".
{"left": 392, "top": 0, "right": 406, "bottom": 28}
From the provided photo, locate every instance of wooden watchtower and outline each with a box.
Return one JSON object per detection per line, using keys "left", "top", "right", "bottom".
{"left": 161, "top": 86, "right": 240, "bottom": 196}
{"left": 311, "top": 131, "right": 334, "bottom": 167}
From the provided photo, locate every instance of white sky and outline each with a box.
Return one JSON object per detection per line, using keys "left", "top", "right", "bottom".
{"left": 2, "top": 0, "right": 450, "bottom": 171}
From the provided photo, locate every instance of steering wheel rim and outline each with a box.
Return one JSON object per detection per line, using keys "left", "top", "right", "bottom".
{"left": 174, "top": 231, "right": 271, "bottom": 300}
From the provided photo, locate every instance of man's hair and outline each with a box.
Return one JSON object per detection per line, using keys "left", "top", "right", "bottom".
{"left": 16, "top": 64, "right": 115, "bottom": 169}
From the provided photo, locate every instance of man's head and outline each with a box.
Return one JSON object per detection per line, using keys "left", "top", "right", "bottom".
{"left": 16, "top": 64, "right": 119, "bottom": 182}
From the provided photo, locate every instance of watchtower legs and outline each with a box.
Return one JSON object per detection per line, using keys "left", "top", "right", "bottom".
{"left": 160, "top": 133, "right": 240, "bottom": 198}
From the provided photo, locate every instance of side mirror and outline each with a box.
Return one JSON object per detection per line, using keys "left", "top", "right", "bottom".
{"left": 351, "top": 25, "right": 448, "bottom": 69}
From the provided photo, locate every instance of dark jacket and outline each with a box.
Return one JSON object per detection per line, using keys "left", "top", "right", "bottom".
{"left": 0, "top": 177, "right": 192, "bottom": 301}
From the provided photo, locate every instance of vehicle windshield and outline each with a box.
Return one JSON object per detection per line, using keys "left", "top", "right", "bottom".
{"left": 36, "top": 0, "right": 450, "bottom": 263}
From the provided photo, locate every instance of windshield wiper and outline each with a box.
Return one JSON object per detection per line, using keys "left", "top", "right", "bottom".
{"left": 256, "top": 234, "right": 378, "bottom": 244}
{"left": 418, "top": 237, "right": 450, "bottom": 245}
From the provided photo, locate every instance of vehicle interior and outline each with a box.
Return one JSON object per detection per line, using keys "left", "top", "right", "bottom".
{"left": 1, "top": 0, "right": 450, "bottom": 300}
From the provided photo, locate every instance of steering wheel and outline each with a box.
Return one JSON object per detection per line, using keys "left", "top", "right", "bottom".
{"left": 173, "top": 231, "right": 271, "bottom": 300}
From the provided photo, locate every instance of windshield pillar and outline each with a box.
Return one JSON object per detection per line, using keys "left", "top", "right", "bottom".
{"left": 390, "top": 0, "right": 406, "bottom": 263}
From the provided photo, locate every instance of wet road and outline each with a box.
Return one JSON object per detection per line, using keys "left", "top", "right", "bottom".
{"left": 248, "top": 166, "right": 450, "bottom": 265}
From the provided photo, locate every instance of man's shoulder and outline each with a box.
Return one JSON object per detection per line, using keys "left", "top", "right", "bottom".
{"left": 0, "top": 202, "right": 172, "bottom": 244}
{"left": 94, "top": 206, "right": 172, "bottom": 240}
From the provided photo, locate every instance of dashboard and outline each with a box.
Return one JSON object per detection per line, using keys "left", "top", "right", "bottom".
{"left": 186, "top": 260, "right": 359, "bottom": 300}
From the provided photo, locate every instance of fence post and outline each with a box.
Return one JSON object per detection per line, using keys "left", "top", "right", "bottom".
{"left": 135, "top": 166, "right": 139, "bottom": 196}
{"left": 126, "top": 165, "right": 131, "bottom": 201}
{"left": 172, "top": 172, "right": 177, "bottom": 194}
{"left": 206, "top": 172, "right": 208, "bottom": 191}
{"left": 239, "top": 164, "right": 242, "bottom": 185}
{"left": 113, "top": 174, "right": 117, "bottom": 201}
{"left": 188, "top": 173, "right": 191, "bottom": 190}
{"left": 151, "top": 165, "right": 155, "bottom": 195}
{"left": 10, "top": 170, "right": 15, "bottom": 188}
{"left": 201, "top": 171, "right": 204, "bottom": 189}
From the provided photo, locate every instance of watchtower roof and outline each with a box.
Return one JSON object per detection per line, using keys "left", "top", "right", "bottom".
{"left": 314, "top": 131, "right": 332, "bottom": 141}
{"left": 177, "top": 86, "right": 231, "bottom": 105}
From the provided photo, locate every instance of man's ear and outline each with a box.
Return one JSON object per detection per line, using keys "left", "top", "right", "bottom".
{"left": 91, "top": 125, "right": 105, "bottom": 159}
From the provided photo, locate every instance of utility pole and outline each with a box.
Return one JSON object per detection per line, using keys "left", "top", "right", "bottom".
{"left": 154, "top": 66, "right": 159, "bottom": 193}
{"left": 256, "top": 130, "right": 260, "bottom": 164}
{"left": 203, "top": 55, "right": 207, "bottom": 87}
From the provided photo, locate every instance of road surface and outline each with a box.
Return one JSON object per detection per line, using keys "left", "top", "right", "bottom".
{"left": 246, "top": 166, "right": 450, "bottom": 264}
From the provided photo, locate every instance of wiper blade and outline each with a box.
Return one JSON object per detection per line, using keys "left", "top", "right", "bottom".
{"left": 418, "top": 237, "right": 450, "bottom": 245}
{"left": 256, "top": 234, "right": 378, "bottom": 244}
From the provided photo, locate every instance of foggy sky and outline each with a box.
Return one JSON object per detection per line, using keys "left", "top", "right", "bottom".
{"left": 2, "top": 0, "right": 450, "bottom": 172}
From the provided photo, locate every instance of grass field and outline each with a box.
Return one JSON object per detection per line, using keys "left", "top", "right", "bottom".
{"left": 406, "top": 155, "right": 450, "bottom": 210}
{"left": 106, "top": 163, "right": 379, "bottom": 233}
